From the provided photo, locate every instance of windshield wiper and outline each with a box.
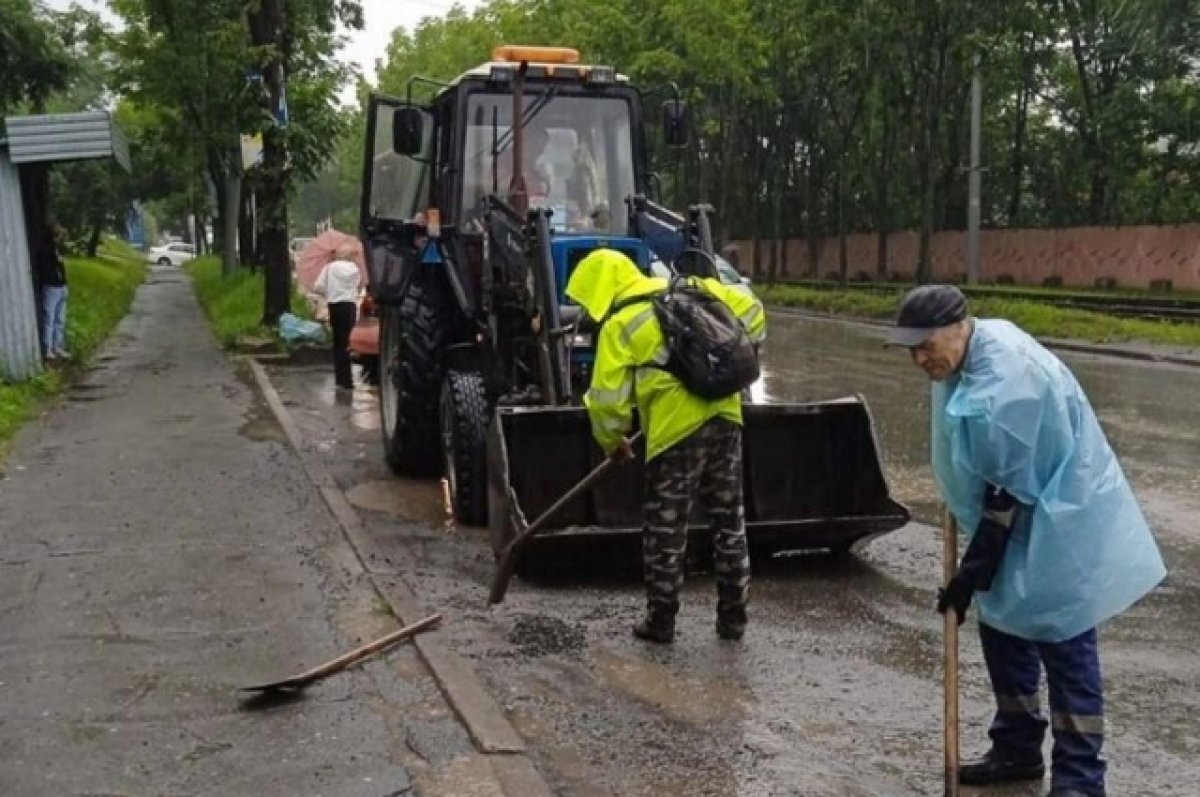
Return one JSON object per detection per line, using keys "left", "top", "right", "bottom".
{"left": 491, "top": 86, "right": 559, "bottom": 158}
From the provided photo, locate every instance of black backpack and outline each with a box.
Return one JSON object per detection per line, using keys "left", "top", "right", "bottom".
{"left": 613, "top": 278, "right": 760, "bottom": 400}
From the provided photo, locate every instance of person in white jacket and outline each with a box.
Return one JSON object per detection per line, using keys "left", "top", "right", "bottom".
{"left": 314, "top": 244, "right": 362, "bottom": 390}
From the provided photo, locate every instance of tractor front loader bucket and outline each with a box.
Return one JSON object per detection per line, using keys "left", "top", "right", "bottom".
{"left": 487, "top": 397, "right": 910, "bottom": 572}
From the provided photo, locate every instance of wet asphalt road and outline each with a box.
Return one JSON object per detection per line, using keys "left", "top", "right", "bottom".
{"left": 0, "top": 268, "right": 503, "bottom": 797}
{"left": 271, "top": 309, "right": 1198, "bottom": 797}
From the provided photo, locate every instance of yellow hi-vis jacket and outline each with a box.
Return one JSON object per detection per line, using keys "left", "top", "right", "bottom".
{"left": 565, "top": 248, "right": 767, "bottom": 461}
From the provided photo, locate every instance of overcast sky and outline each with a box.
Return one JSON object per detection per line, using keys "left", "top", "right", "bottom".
{"left": 45, "top": 0, "right": 482, "bottom": 105}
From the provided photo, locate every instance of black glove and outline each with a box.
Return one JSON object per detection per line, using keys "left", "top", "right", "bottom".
{"left": 958, "top": 485, "right": 1018, "bottom": 592}
{"left": 937, "top": 576, "right": 973, "bottom": 624}
{"left": 938, "top": 485, "right": 1020, "bottom": 622}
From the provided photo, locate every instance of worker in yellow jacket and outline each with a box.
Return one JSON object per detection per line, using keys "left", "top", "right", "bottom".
{"left": 565, "top": 248, "right": 766, "bottom": 643}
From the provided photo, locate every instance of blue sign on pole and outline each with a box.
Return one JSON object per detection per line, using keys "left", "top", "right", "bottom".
{"left": 125, "top": 204, "right": 146, "bottom": 250}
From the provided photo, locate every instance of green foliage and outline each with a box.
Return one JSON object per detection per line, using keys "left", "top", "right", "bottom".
{"left": 62, "top": 246, "right": 148, "bottom": 362}
{"left": 0, "top": 372, "right": 60, "bottom": 458}
{"left": 187, "top": 256, "right": 276, "bottom": 348}
{"left": 0, "top": 0, "right": 73, "bottom": 112}
{"left": 185, "top": 256, "right": 315, "bottom": 348}
{"left": 0, "top": 240, "right": 145, "bottom": 458}
{"left": 353, "top": 0, "right": 1200, "bottom": 284}
{"left": 758, "top": 285, "right": 1200, "bottom": 347}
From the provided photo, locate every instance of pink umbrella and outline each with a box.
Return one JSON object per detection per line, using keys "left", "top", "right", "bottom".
{"left": 295, "top": 229, "right": 367, "bottom": 292}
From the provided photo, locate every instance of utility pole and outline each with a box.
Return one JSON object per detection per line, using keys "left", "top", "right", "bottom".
{"left": 967, "top": 61, "right": 982, "bottom": 285}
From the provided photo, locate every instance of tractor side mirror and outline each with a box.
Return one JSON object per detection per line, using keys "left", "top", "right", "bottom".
{"left": 393, "top": 107, "right": 424, "bottom": 155}
{"left": 662, "top": 100, "right": 690, "bottom": 149}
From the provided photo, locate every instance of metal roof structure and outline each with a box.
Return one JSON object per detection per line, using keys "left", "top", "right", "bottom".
{"left": 0, "top": 111, "right": 130, "bottom": 380}
{"left": 3, "top": 111, "right": 130, "bottom": 171}
{"left": 0, "top": 153, "right": 40, "bottom": 380}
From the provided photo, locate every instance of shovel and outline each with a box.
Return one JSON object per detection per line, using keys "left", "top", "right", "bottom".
{"left": 943, "top": 509, "right": 960, "bottom": 797}
{"left": 488, "top": 432, "right": 642, "bottom": 605}
{"left": 241, "top": 613, "right": 442, "bottom": 693}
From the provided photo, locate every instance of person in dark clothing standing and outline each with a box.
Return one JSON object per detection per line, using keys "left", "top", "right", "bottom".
{"left": 38, "top": 225, "right": 69, "bottom": 360}
{"left": 314, "top": 243, "right": 362, "bottom": 391}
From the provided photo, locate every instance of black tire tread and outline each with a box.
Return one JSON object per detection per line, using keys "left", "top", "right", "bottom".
{"left": 383, "top": 277, "right": 454, "bottom": 476}
{"left": 441, "top": 370, "right": 489, "bottom": 526}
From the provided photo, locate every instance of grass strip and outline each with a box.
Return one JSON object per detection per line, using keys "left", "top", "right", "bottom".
{"left": 185, "top": 255, "right": 315, "bottom": 349}
{"left": 758, "top": 285, "right": 1200, "bottom": 347}
{"left": 1, "top": 239, "right": 146, "bottom": 457}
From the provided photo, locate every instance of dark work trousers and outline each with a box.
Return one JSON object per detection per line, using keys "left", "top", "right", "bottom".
{"left": 980, "top": 622, "right": 1106, "bottom": 796}
{"left": 328, "top": 301, "right": 357, "bottom": 389}
{"left": 642, "top": 417, "right": 750, "bottom": 628}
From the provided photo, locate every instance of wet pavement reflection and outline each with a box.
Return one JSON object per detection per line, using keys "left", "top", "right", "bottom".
{"left": 269, "top": 312, "right": 1200, "bottom": 797}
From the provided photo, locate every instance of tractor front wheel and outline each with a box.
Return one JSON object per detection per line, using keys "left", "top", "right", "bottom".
{"left": 379, "top": 277, "right": 454, "bottom": 476}
{"left": 440, "top": 370, "right": 489, "bottom": 526}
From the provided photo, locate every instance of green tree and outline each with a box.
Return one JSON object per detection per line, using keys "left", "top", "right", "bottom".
{"left": 0, "top": 0, "right": 73, "bottom": 113}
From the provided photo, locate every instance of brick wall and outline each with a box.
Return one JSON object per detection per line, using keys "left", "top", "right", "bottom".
{"left": 733, "top": 224, "right": 1200, "bottom": 289}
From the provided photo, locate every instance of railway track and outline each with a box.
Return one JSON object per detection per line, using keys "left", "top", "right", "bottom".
{"left": 785, "top": 281, "right": 1200, "bottom": 322}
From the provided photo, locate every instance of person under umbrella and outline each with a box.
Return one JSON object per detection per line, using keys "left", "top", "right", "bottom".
{"left": 314, "top": 242, "right": 362, "bottom": 390}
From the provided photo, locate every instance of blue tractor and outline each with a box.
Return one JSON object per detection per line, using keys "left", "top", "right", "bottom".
{"left": 360, "top": 45, "right": 907, "bottom": 563}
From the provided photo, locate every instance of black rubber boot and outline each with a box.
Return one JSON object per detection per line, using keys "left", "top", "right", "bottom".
{"left": 632, "top": 616, "right": 675, "bottom": 644}
{"left": 959, "top": 748, "right": 1045, "bottom": 785}
{"left": 716, "top": 597, "right": 747, "bottom": 641}
{"left": 716, "top": 607, "right": 746, "bottom": 640}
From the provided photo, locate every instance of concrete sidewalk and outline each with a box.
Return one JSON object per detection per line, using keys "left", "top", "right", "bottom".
{"left": 0, "top": 266, "right": 515, "bottom": 796}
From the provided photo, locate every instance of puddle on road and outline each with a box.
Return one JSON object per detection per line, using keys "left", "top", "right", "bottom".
{"left": 310, "top": 378, "right": 381, "bottom": 432}
{"left": 237, "top": 398, "right": 288, "bottom": 445}
{"left": 593, "top": 649, "right": 751, "bottom": 726}
{"left": 345, "top": 478, "right": 448, "bottom": 526}
{"left": 349, "top": 392, "right": 380, "bottom": 431}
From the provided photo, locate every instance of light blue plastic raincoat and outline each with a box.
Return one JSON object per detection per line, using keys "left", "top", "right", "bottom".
{"left": 933, "top": 319, "right": 1166, "bottom": 642}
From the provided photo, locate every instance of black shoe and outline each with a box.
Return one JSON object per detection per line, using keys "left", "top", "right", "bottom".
{"left": 1047, "top": 790, "right": 1097, "bottom": 797}
{"left": 632, "top": 617, "right": 674, "bottom": 643}
{"left": 716, "top": 619, "right": 745, "bottom": 640}
{"left": 959, "top": 749, "right": 1045, "bottom": 785}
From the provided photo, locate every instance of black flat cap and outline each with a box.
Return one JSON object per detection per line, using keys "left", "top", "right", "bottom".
{"left": 884, "top": 285, "right": 968, "bottom": 347}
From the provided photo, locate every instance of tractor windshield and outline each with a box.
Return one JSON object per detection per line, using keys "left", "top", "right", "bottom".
{"left": 460, "top": 92, "right": 635, "bottom": 235}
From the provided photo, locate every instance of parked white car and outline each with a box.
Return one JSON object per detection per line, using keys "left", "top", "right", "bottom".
{"left": 648, "top": 253, "right": 755, "bottom": 297}
{"left": 146, "top": 242, "right": 196, "bottom": 266}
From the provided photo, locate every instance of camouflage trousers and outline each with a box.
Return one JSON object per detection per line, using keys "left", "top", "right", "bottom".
{"left": 642, "top": 417, "right": 750, "bottom": 626}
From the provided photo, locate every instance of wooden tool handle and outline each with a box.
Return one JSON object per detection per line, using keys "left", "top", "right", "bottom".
{"left": 943, "top": 509, "right": 960, "bottom": 797}
{"left": 295, "top": 613, "right": 442, "bottom": 684}
{"left": 488, "top": 432, "right": 643, "bottom": 605}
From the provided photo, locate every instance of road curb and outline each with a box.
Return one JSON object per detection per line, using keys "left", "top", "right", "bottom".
{"left": 246, "top": 359, "right": 550, "bottom": 794}
{"left": 767, "top": 305, "right": 1200, "bottom": 367}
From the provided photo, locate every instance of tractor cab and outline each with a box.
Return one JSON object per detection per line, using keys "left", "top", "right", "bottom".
{"left": 359, "top": 45, "right": 909, "bottom": 567}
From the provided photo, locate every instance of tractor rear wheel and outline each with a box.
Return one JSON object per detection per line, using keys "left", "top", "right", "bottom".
{"left": 440, "top": 370, "right": 489, "bottom": 526}
{"left": 379, "top": 276, "right": 454, "bottom": 476}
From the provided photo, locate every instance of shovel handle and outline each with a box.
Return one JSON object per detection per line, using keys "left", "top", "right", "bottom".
{"left": 943, "top": 509, "right": 960, "bottom": 797}
{"left": 244, "top": 613, "right": 442, "bottom": 691}
{"left": 488, "top": 432, "right": 642, "bottom": 605}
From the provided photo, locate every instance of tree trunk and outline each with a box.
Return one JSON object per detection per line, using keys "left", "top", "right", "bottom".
{"left": 836, "top": 171, "right": 848, "bottom": 286}
{"left": 916, "top": 79, "right": 940, "bottom": 283}
{"left": 239, "top": 182, "right": 257, "bottom": 270}
{"left": 223, "top": 147, "right": 242, "bottom": 276}
{"left": 86, "top": 224, "right": 102, "bottom": 257}
{"left": 1007, "top": 38, "right": 1032, "bottom": 225}
{"left": 917, "top": 114, "right": 936, "bottom": 283}
{"left": 249, "top": 0, "right": 292, "bottom": 325}
{"left": 875, "top": 105, "right": 892, "bottom": 279}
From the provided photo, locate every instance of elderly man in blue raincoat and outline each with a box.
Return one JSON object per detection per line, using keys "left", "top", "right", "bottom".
{"left": 887, "top": 285, "right": 1165, "bottom": 797}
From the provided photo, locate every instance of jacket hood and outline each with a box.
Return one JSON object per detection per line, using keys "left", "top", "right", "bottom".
{"left": 565, "top": 248, "right": 657, "bottom": 321}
